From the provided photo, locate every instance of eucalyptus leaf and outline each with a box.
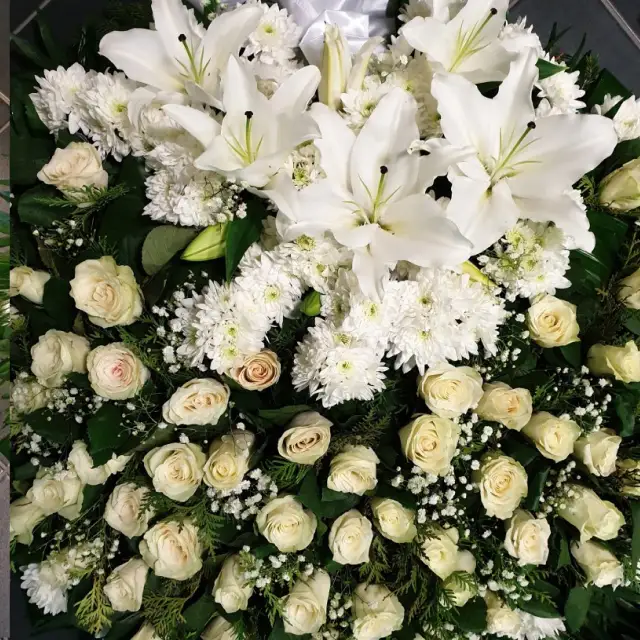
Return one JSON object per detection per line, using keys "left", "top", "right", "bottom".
{"left": 142, "top": 225, "right": 198, "bottom": 275}
{"left": 565, "top": 586, "right": 592, "bottom": 632}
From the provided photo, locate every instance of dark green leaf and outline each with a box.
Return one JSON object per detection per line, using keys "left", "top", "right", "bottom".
{"left": 258, "top": 405, "right": 312, "bottom": 427}
{"left": 26, "top": 410, "right": 78, "bottom": 445}
{"left": 37, "top": 17, "right": 67, "bottom": 66}
{"left": 141, "top": 225, "right": 198, "bottom": 276}
{"left": 42, "top": 277, "right": 75, "bottom": 331}
{"left": 225, "top": 199, "right": 264, "bottom": 281}
{"left": 565, "top": 586, "right": 592, "bottom": 632}
{"left": 631, "top": 500, "right": 640, "bottom": 570}
{"left": 523, "top": 464, "right": 550, "bottom": 511}
{"left": 536, "top": 59, "right": 565, "bottom": 79}
{"left": 585, "top": 69, "right": 631, "bottom": 110}
{"left": 11, "top": 34, "right": 53, "bottom": 68}
{"left": 104, "top": 613, "right": 143, "bottom": 640}
{"left": 556, "top": 533, "right": 572, "bottom": 570}
{"left": 183, "top": 593, "right": 217, "bottom": 634}
{"left": 518, "top": 597, "right": 560, "bottom": 618}
{"left": 17, "top": 186, "right": 69, "bottom": 228}
{"left": 624, "top": 312, "right": 640, "bottom": 336}
{"left": 87, "top": 404, "right": 125, "bottom": 465}
{"left": 560, "top": 342, "right": 582, "bottom": 369}
{"left": 500, "top": 438, "right": 539, "bottom": 467}
{"left": 451, "top": 597, "right": 487, "bottom": 633}
{"left": 268, "top": 619, "right": 303, "bottom": 640}
{"left": 614, "top": 388, "right": 639, "bottom": 437}
{"left": 11, "top": 134, "right": 55, "bottom": 185}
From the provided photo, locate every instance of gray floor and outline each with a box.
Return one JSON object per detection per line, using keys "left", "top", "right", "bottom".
{"left": 7, "top": 0, "right": 640, "bottom": 638}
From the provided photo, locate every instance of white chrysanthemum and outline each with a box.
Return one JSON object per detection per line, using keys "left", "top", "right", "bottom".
{"left": 536, "top": 63, "right": 585, "bottom": 116}
{"left": 399, "top": 0, "right": 463, "bottom": 23}
{"left": 249, "top": 57, "right": 301, "bottom": 97}
{"left": 284, "top": 144, "right": 325, "bottom": 190}
{"left": 610, "top": 95, "right": 640, "bottom": 141}
{"left": 243, "top": 1, "right": 301, "bottom": 66}
{"left": 21, "top": 562, "right": 70, "bottom": 616}
{"left": 341, "top": 76, "right": 392, "bottom": 131}
{"left": 478, "top": 221, "right": 571, "bottom": 299}
{"left": 30, "top": 63, "right": 89, "bottom": 132}
{"left": 70, "top": 72, "right": 137, "bottom": 160}
{"left": 517, "top": 612, "right": 566, "bottom": 640}
{"left": 499, "top": 17, "right": 543, "bottom": 56}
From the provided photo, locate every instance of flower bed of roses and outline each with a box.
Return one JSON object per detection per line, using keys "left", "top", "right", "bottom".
{"left": 8, "top": 1, "right": 640, "bottom": 640}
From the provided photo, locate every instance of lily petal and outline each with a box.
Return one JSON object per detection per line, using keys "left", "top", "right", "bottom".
{"left": 270, "top": 66, "right": 321, "bottom": 115}
{"left": 151, "top": 0, "right": 197, "bottom": 73}
{"left": 162, "top": 105, "right": 220, "bottom": 147}
{"left": 222, "top": 56, "right": 269, "bottom": 115}
{"left": 346, "top": 36, "right": 384, "bottom": 92}
{"left": 416, "top": 139, "right": 475, "bottom": 190}
{"left": 352, "top": 246, "right": 390, "bottom": 300}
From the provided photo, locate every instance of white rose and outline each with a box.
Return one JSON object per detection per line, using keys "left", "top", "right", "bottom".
{"left": 68, "top": 440, "right": 130, "bottom": 485}
{"left": 558, "top": 484, "right": 625, "bottom": 541}
{"left": 140, "top": 520, "right": 202, "bottom": 580}
{"left": 399, "top": 415, "right": 460, "bottom": 476}
{"left": 475, "top": 454, "right": 528, "bottom": 520}
{"left": 328, "top": 510, "right": 373, "bottom": 565}
{"left": 327, "top": 445, "right": 379, "bottom": 495}
{"left": 352, "top": 583, "right": 404, "bottom": 640}
{"left": 104, "top": 483, "right": 154, "bottom": 538}
{"left": 256, "top": 495, "right": 317, "bottom": 552}
{"left": 104, "top": 558, "right": 148, "bottom": 612}
{"left": 475, "top": 382, "right": 533, "bottom": 431}
{"left": 87, "top": 343, "right": 150, "bottom": 400}
{"left": 30, "top": 329, "right": 90, "bottom": 388}
{"left": 144, "top": 442, "right": 206, "bottom": 502}
{"left": 503, "top": 510, "right": 550, "bottom": 566}
{"left": 202, "top": 617, "right": 238, "bottom": 640}
{"left": 163, "top": 378, "right": 230, "bottom": 426}
{"left": 212, "top": 554, "right": 254, "bottom": 614}
{"left": 526, "top": 295, "right": 580, "bottom": 348}
{"left": 571, "top": 540, "right": 624, "bottom": 588}
{"left": 283, "top": 569, "right": 330, "bottom": 635}
{"left": 278, "top": 411, "right": 332, "bottom": 465}
{"left": 70, "top": 256, "right": 143, "bottom": 327}
{"left": 370, "top": 498, "right": 416, "bottom": 544}
{"left": 588, "top": 341, "right": 640, "bottom": 383}
{"left": 27, "top": 468, "right": 84, "bottom": 520}
{"left": 420, "top": 526, "right": 461, "bottom": 579}
{"left": 132, "top": 624, "right": 162, "bottom": 640}
{"left": 617, "top": 458, "right": 640, "bottom": 497}
{"left": 618, "top": 267, "right": 640, "bottom": 309}
{"left": 574, "top": 428, "right": 621, "bottom": 477}
{"left": 522, "top": 412, "right": 582, "bottom": 462}
{"left": 9, "top": 267, "right": 51, "bottom": 304}
{"left": 418, "top": 363, "right": 483, "bottom": 418}
{"left": 229, "top": 349, "right": 281, "bottom": 391}
{"left": 203, "top": 430, "right": 255, "bottom": 490}
{"left": 10, "top": 379, "right": 50, "bottom": 415}
{"left": 485, "top": 592, "right": 522, "bottom": 638}
{"left": 599, "top": 158, "right": 640, "bottom": 212}
{"left": 37, "top": 142, "right": 108, "bottom": 202}
{"left": 10, "top": 496, "right": 46, "bottom": 545}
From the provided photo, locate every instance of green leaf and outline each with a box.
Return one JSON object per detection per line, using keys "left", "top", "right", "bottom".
{"left": 451, "top": 597, "right": 487, "bottom": 633}
{"left": 87, "top": 404, "right": 125, "bottom": 465}
{"left": 11, "top": 134, "right": 55, "bottom": 185}
{"left": 518, "top": 597, "right": 560, "bottom": 619}
{"left": 565, "top": 586, "right": 592, "bottom": 632}
{"left": 631, "top": 500, "right": 640, "bottom": 570}
{"left": 42, "top": 277, "right": 75, "bottom": 331}
{"left": 268, "top": 619, "right": 301, "bottom": 640}
{"left": 183, "top": 593, "right": 217, "bottom": 635}
{"left": 141, "top": 226, "right": 198, "bottom": 276}
{"left": 523, "top": 464, "right": 550, "bottom": 511}
{"left": 556, "top": 533, "right": 571, "bottom": 570}
{"left": 585, "top": 69, "right": 631, "bottom": 110}
{"left": 613, "top": 388, "right": 639, "bottom": 437}
{"left": 500, "top": 438, "right": 539, "bottom": 467}
{"left": 258, "top": 405, "right": 312, "bottom": 427}
{"left": 624, "top": 312, "right": 640, "bottom": 336}
{"left": 17, "top": 186, "right": 68, "bottom": 227}
{"left": 11, "top": 34, "right": 53, "bottom": 68}
{"left": 560, "top": 342, "right": 582, "bottom": 369}
{"left": 26, "top": 410, "right": 78, "bottom": 445}
{"left": 536, "top": 58, "right": 565, "bottom": 79}
{"left": 225, "top": 199, "right": 264, "bottom": 281}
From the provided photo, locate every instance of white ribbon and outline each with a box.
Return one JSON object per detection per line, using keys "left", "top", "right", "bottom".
{"left": 187, "top": 0, "right": 394, "bottom": 65}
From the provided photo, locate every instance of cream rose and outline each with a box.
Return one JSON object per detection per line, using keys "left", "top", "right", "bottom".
{"left": 229, "top": 349, "right": 281, "bottom": 391}
{"left": 618, "top": 267, "right": 640, "bottom": 309}
{"left": 352, "top": 583, "right": 404, "bottom": 640}
{"left": 571, "top": 540, "right": 624, "bottom": 588}
{"left": 70, "top": 256, "right": 143, "bottom": 327}
{"left": 526, "top": 294, "right": 579, "bottom": 348}
{"left": 420, "top": 526, "right": 461, "bottom": 579}
{"left": 10, "top": 496, "right": 46, "bottom": 545}
{"left": 327, "top": 445, "right": 379, "bottom": 495}
{"left": 256, "top": 495, "right": 317, "bottom": 552}
{"left": 140, "top": 520, "right": 202, "bottom": 580}
{"left": 617, "top": 458, "right": 640, "bottom": 497}
{"left": 475, "top": 454, "right": 528, "bottom": 520}
{"left": 202, "top": 617, "right": 238, "bottom": 640}
{"left": 588, "top": 341, "right": 640, "bottom": 383}
{"left": 203, "top": 430, "right": 255, "bottom": 490}
{"left": 282, "top": 570, "right": 330, "bottom": 635}
{"left": 9, "top": 267, "right": 51, "bottom": 304}
{"left": 132, "top": 624, "right": 162, "bottom": 640}
{"left": 30, "top": 329, "right": 90, "bottom": 388}
{"left": 27, "top": 468, "right": 84, "bottom": 520}
{"left": 212, "top": 554, "right": 254, "bottom": 614}
{"left": 475, "top": 382, "right": 533, "bottom": 431}
{"left": 37, "top": 142, "right": 108, "bottom": 202}
{"left": 68, "top": 440, "right": 130, "bottom": 485}
{"left": 370, "top": 498, "right": 416, "bottom": 544}
{"left": 163, "top": 378, "right": 230, "bottom": 426}
{"left": 277, "top": 411, "right": 332, "bottom": 465}
{"left": 10, "top": 379, "right": 51, "bottom": 415}
{"left": 418, "top": 363, "right": 483, "bottom": 418}
{"left": 104, "top": 483, "right": 154, "bottom": 538}
{"left": 522, "top": 412, "right": 581, "bottom": 462}
{"left": 574, "top": 428, "right": 621, "bottom": 477}
{"left": 399, "top": 415, "right": 460, "bottom": 476}
{"left": 485, "top": 592, "right": 522, "bottom": 638}
{"left": 104, "top": 558, "right": 148, "bottom": 612}
{"left": 557, "top": 484, "right": 625, "bottom": 541}
{"left": 144, "top": 442, "right": 206, "bottom": 502}
{"left": 328, "top": 510, "right": 373, "bottom": 565}
{"left": 599, "top": 158, "right": 640, "bottom": 212}
{"left": 87, "top": 343, "right": 149, "bottom": 400}
{"left": 504, "top": 510, "right": 550, "bottom": 566}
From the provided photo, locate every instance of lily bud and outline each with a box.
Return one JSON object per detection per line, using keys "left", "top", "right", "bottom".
{"left": 182, "top": 223, "right": 228, "bottom": 261}
{"left": 599, "top": 158, "right": 640, "bottom": 212}
{"left": 319, "top": 25, "right": 351, "bottom": 110}
{"left": 300, "top": 290, "right": 322, "bottom": 316}
{"left": 461, "top": 261, "right": 494, "bottom": 287}
{"left": 346, "top": 37, "right": 383, "bottom": 92}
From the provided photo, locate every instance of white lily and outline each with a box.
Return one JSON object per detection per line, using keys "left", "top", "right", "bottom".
{"left": 99, "top": 0, "right": 262, "bottom": 106}
{"left": 318, "top": 24, "right": 382, "bottom": 110}
{"left": 275, "top": 87, "right": 472, "bottom": 299}
{"left": 400, "top": 0, "right": 513, "bottom": 83}
{"left": 163, "top": 57, "right": 320, "bottom": 188}
{"left": 430, "top": 50, "right": 617, "bottom": 253}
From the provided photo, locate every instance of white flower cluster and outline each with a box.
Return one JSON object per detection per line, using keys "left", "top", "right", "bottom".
{"left": 535, "top": 56, "right": 585, "bottom": 117}
{"left": 478, "top": 221, "right": 571, "bottom": 300}
{"left": 240, "top": 546, "right": 315, "bottom": 590}
{"left": 594, "top": 93, "right": 640, "bottom": 142}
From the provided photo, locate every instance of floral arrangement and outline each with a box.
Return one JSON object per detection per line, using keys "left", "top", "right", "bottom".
{"left": 9, "top": 1, "right": 640, "bottom": 639}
